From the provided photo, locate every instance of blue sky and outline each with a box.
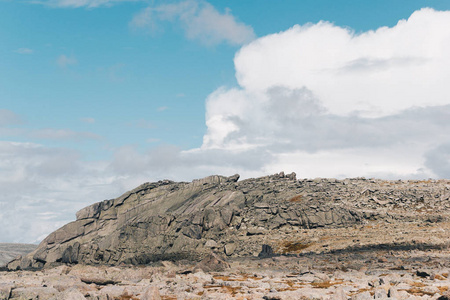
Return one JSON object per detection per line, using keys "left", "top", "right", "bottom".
{"left": 1, "top": 0, "right": 450, "bottom": 243}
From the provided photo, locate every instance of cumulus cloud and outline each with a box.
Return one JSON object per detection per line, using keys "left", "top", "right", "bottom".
{"left": 199, "top": 8, "right": 450, "bottom": 179}
{"left": 57, "top": 54, "right": 77, "bottom": 67}
{"left": 234, "top": 8, "right": 450, "bottom": 117}
{"left": 131, "top": 0, "right": 256, "bottom": 46}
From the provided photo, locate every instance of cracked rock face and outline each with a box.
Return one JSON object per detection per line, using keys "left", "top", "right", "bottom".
{"left": 7, "top": 173, "right": 450, "bottom": 270}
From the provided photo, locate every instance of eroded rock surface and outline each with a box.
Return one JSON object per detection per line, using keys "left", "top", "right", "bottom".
{"left": 7, "top": 173, "right": 450, "bottom": 271}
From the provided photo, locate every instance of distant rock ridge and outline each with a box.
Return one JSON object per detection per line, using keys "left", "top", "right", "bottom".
{"left": 0, "top": 244, "right": 37, "bottom": 267}
{"left": 7, "top": 172, "right": 450, "bottom": 270}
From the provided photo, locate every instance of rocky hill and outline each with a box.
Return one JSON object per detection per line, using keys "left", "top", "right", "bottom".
{"left": 0, "top": 244, "right": 36, "bottom": 267}
{"left": 7, "top": 173, "right": 450, "bottom": 271}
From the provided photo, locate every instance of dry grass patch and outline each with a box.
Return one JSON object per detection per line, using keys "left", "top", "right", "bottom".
{"left": 434, "top": 274, "right": 446, "bottom": 280}
{"left": 222, "top": 285, "right": 242, "bottom": 296}
{"left": 279, "top": 241, "right": 311, "bottom": 254}
{"left": 204, "top": 284, "right": 242, "bottom": 296}
{"left": 117, "top": 296, "right": 139, "bottom": 300}
{"left": 310, "top": 279, "right": 344, "bottom": 289}
{"left": 410, "top": 281, "right": 427, "bottom": 287}
{"left": 161, "top": 296, "right": 177, "bottom": 300}
{"left": 403, "top": 288, "right": 435, "bottom": 296}
{"left": 213, "top": 275, "right": 243, "bottom": 282}
{"left": 348, "top": 288, "right": 373, "bottom": 296}
{"left": 213, "top": 273, "right": 263, "bottom": 281}
{"left": 288, "top": 195, "right": 303, "bottom": 202}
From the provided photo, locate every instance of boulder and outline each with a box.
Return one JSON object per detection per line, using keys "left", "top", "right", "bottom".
{"left": 194, "top": 253, "right": 230, "bottom": 272}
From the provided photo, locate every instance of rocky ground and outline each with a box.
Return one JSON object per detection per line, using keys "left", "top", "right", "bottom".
{"left": 1, "top": 221, "right": 449, "bottom": 299}
{"left": 0, "top": 249, "right": 449, "bottom": 300}
{"left": 1, "top": 174, "right": 449, "bottom": 299}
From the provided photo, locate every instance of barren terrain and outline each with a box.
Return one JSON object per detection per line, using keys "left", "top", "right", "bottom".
{"left": 1, "top": 174, "right": 449, "bottom": 299}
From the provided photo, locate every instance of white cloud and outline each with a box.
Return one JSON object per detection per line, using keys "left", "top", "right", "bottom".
{"left": 198, "top": 8, "right": 450, "bottom": 181}
{"left": 57, "top": 54, "right": 77, "bottom": 67}
{"left": 131, "top": 0, "right": 256, "bottom": 46}
{"left": 81, "top": 117, "right": 95, "bottom": 124}
{"left": 15, "top": 48, "right": 34, "bottom": 54}
{"left": 0, "top": 140, "right": 152, "bottom": 243}
{"left": 128, "top": 119, "right": 155, "bottom": 129}
{"left": 234, "top": 8, "right": 450, "bottom": 117}
{"left": 0, "top": 109, "right": 23, "bottom": 126}
{"left": 31, "top": 0, "right": 140, "bottom": 8}
{"left": 29, "top": 128, "right": 101, "bottom": 140}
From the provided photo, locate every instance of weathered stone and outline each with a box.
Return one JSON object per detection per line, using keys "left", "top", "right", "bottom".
{"left": 204, "top": 240, "right": 217, "bottom": 248}
{"left": 351, "top": 291, "right": 372, "bottom": 300}
{"left": 258, "top": 244, "right": 274, "bottom": 258}
{"left": 10, "top": 287, "right": 59, "bottom": 300}
{"left": 141, "top": 286, "right": 161, "bottom": 300}
{"left": 0, "top": 283, "right": 13, "bottom": 300}
{"left": 7, "top": 173, "right": 450, "bottom": 270}
{"left": 181, "top": 225, "right": 202, "bottom": 240}
{"left": 374, "top": 287, "right": 387, "bottom": 299}
{"left": 61, "top": 287, "right": 87, "bottom": 300}
{"left": 224, "top": 243, "right": 236, "bottom": 256}
{"left": 194, "top": 253, "right": 230, "bottom": 272}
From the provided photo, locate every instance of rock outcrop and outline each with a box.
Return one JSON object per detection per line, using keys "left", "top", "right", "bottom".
{"left": 0, "top": 244, "right": 37, "bottom": 267}
{"left": 7, "top": 173, "right": 450, "bottom": 270}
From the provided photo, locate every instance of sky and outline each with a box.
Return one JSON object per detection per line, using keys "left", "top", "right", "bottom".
{"left": 1, "top": 0, "right": 450, "bottom": 243}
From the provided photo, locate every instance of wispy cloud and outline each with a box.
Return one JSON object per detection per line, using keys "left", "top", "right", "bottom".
{"left": 131, "top": 0, "right": 256, "bottom": 46}
{"left": 56, "top": 54, "right": 77, "bottom": 67}
{"left": 15, "top": 48, "right": 34, "bottom": 54}
{"left": 157, "top": 106, "right": 168, "bottom": 112}
{"left": 29, "top": 128, "right": 101, "bottom": 141}
{"left": 30, "top": 0, "right": 141, "bottom": 8}
{"left": 127, "top": 119, "right": 155, "bottom": 129}
{"left": 0, "top": 109, "right": 23, "bottom": 126}
{"left": 81, "top": 117, "right": 95, "bottom": 124}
